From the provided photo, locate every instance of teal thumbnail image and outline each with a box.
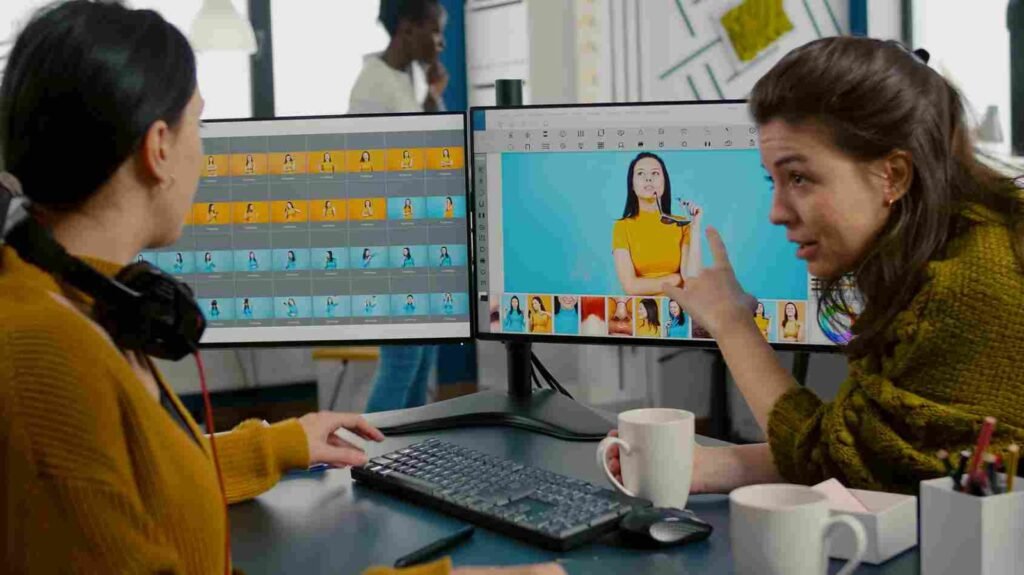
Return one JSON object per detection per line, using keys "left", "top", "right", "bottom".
{"left": 553, "top": 296, "right": 580, "bottom": 335}
{"left": 662, "top": 298, "right": 689, "bottom": 338}
{"left": 275, "top": 296, "right": 312, "bottom": 319}
{"left": 235, "top": 249, "right": 271, "bottom": 273}
{"left": 313, "top": 247, "right": 348, "bottom": 271}
{"left": 198, "top": 298, "right": 234, "bottom": 321}
{"left": 390, "top": 245, "right": 427, "bottom": 269}
{"left": 351, "top": 246, "right": 388, "bottom": 269}
{"left": 355, "top": 294, "right": 390, "bottom": 317}
{"left": 313, "top": 295, "right": 351, "bottom": 318}
{"left": 431, "top": 292, "right": 468, "bottom": 315}
{"left": 387, "top": 196, "right": 426, "bottom": 220}
{"left": 135, "top": 252, "right": 157, "bottom": 266}
{"left": 501, "top": 294, "right": 526, "bottom": 333}
{"left": 430, "top": 244, "right": 467, "bottom": 268}
{"left": 236, "top": 297, "right": 273, "bottom": 320}
{"left": 501, "top": 149, "right": 807, "bottom": 300}
{"left": 157, "top": 251, "right": 194, "bottom": 275}
{"left": 274, "top": 248, "right": 310, "bottom": 271}
{"left": 197, "top": 250, "right": 233, "bottom": 274}
{"left": 392, "top": 293, "right": 429, "bottom": 316}
{"left": 427, "top": 195, "right": 466, "bottom": 219}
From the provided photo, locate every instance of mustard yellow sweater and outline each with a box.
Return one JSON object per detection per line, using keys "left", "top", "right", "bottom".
{"left": 769, "top": 211, "right": 1024, "bottom": 493}
{"left": 0, "top": 247, "right": 445, "bottom": 574}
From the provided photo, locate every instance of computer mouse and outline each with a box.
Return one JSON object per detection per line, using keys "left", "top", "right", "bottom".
{"left": 618, "top": 507, "right": 713, "bottom": 548}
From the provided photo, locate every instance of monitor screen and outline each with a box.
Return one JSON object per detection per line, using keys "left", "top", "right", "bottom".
{"left": 139, "top": 113, "right": 472, "bottom": 346}
{"left": 471, "top": 102, "right": 845, "bottom": 348}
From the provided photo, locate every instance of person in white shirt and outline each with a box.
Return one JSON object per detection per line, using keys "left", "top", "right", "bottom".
{"left": 349, "top": 0, "right": 448, "bottom": 114}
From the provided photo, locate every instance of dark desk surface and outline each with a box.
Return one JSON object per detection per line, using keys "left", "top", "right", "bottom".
{"left": 228, "top": 426, "right": 919, "bottom": 574}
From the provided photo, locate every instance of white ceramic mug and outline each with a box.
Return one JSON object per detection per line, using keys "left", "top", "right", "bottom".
{"left": 730, "top": 484, "right": 867, "bottom": 575}
{"left": 596, "top": 408, "right": 694, "bottom": 509}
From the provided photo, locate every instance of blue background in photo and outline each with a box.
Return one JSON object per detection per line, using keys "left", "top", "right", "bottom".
{"left": 354, "top": 295, "right": 390, "bottom": 317}
{"left": 430, "top": 292, "right": 469, "bottom": 315}
{"left": 554, "top": 305, "right": 580, "bottom": 335}
{"left": 157, "top": 251, "right": 194, "bottom": 275}
{"left": 197, "top": 250, "right": 233, "bottom": 273}
{"left": 500, "top": 293, "right": 526, "bottom": 333}
{"left": 235, "top": 297, "right": 273, "bottom": 320}
{"left": 387, "top": 196, "right": 427, "bottom": 220}
{"left": 501, "top": 150, "right": 807, "bottom": 300}
{"left": 312, "top": 247, "right": 349, "bottom": 271}
{"left": 234, "top": 249, "right": 272, "bottom": 273}
{"left": 273, "top": 248, "right": 311, "bottom": 272}
{"left": 430, "top": 244, "right": 468, "bottom": 268}
{"left": 391, "top": 293, "right": 430, "bottom": 316}
{"left": 389, "top": 245, "right": 428, "bottom": 269}
{"left": 275, "top": 296, "right": 312, "bottom": 319}
{"left": 662, "top": 299, "right": 689, "bottom": 338}
{"left": 427, "top": 195, "right": 467, "bottom": 218}
{"left": 313, "top": 295, "right": 352, "bottom": 318}
{"left": 198, "top": 298, "right": 234, "bottom": 321}
{"left": 350, "top": 246, "right": 389, "bottom": 269}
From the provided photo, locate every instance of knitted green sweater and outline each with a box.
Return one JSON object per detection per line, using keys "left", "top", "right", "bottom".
{"left": 768, "top": 211, "right": 1024, "bottom": 493}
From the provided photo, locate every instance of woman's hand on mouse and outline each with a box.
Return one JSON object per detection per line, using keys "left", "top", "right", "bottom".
{"left": 662, "top": 226, "right": 755, "bottom": 336}
{"left": 604, "top": 430, "right": 709, "bottom": 494}
{"left": 298, "top": 411, "right": 385, "bottom": 468}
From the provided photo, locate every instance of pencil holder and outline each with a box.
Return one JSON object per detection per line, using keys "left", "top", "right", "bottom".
{"left": 920, "top": 475, "right": 1024, "bottom": 575}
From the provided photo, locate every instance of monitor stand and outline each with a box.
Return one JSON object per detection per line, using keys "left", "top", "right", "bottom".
{"left": 367, "top": 342, "right": 616, "bottom": 441}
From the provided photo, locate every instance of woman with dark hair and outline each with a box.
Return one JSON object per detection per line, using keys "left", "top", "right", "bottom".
{"left": 361, "top": 247, "right": 376, "bottom": 268}
{"left": 205, "top": 154, "right": 218, "bottom": 176}
{"left": 0, "top": 3, "right": 385, "bottom": 572}
{"left": 323, "top": 199, "right": 337, "bottom": 218}
{"left": 173, "top": 251, "right": 185, "bottom": 273}
{"left": 319, "top": 150, "right": 335, "bottom": 173}
{"left": 359, "top": 150, "right": 373, "bottom": 172}
{"left": 607, "top": 37, "right": 1024, "bottom": 495}
{"left": 401, "top": 246, "right": 415, "bottom": 268}
{"left": 282, "top": 153, "right": 296, "bottom": 173}
{"left": 442, "top": 292, "right": 455, "bottom": 315}
{"left": 636, "top": 298, "right": 661, "bottom": 337}
{"left": 326, "top": 296, "right": 339, "bottom": 317}
{"left": 403, "top": 197, "right": 414, "bottom": 219}
{"left": 554, "top": 295, "right": 579, "bottom": 334}
{"left": 284, "top": 297, "right": 299, "bottom": 318}
{"left": 248, "top": 250, "right": 259, "bottom": 271}
{"left": 665, "top": 299, "right": 687, "bottom": 338}
{"left": 242, "top": 297, "right": 253, "bottom": 318}
{"left": 209, "top": 299, "right": 221, "bottom": 319}
{"left": 444, "top": 195, "right": 455, "bottom": 218}
{"left": 243, "top": 202, "right": 257, "bottom": 222}
{"left": 440, "top": 147, "right": 453, "bottom": 168}
{"left": 753, "top": 301, "right": 771, "bottom": 340}
{"left": 284, "top": 200, "right": 302, "bottom": 220}
{"left": 324, "top": 249, "right": 338, "bottom": 270}
{"left": 203, "top": 251, "right": 216, "bottom": 273}
{"left": 612, "top": 152, "right": 702, "bottom": 295}
{"left": 401, "top": 149, "right": 413, "bottom": 170}
{"left": 206, "top": 202, "right": 220, "bottom": 223}
{"left": 528, "top": 296, "right": 551, "bottom": 333}
{"left": 285, "top": 249, "right": 297, "bottom": 270}
{"left": 503, "top": 295, "right": 525, "bottom": 332}
{"left": 362, "top": 199, "right": 374, "bottom": 218}
{"left": 780, "top": 301, "right": 803, "bottom": 342}
{"left": 438, "top": 245, "right": 452, "bottom": 267}
{"left": 244, "top": 153, "right": 255, "bottom": 174}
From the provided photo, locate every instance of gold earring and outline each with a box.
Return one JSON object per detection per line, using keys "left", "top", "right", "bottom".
{"left": 886, "top": 197, "right": 895, "bottom": 208}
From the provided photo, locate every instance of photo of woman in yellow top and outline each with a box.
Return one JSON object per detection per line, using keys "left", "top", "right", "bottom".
{"left": 403, "top": 198, "right": 414, "bottom": 219}
{"left": 284, "top": 200, "right": 302, "bottom": 221}
{"left": 361, "top": 199, "right": 374, "bottom": 218}
{"left": 319, "top": 151, "right": 335, "bottom": 174}
{"left": 244, "top": 153, "right": 255, "bottom": 175}
{"left": 444, "top": 196, "right": 455, "bottom": 218}
{"left": 528, "top": 296, "right": 552, "bottom": 333}
{"left": 636, "top": 298, "right": 662, "bottom": 337}
{"left": 780, "top": 301, "right": 804, "bottom": 342}
{"left": 440, "top": 147, "right": 453, "bottom": 168}
{"left": 282, "top": 153, "right": 296, "bottom": 174}
{"left": 359, "top": 150, "right": 373, "bottom": 172}
{"left": 612, "top": 152, "right": 703, "bottom": 296}
{"left": 323, "top": 200, "right": 337, "bottom": 219}
{"left": 205, "top": 155, "right": 217, "bottom": 176}
{"left": 754, "top": 301, "right": 771, "bottom": 340}
{"left": 243, "top": 202, "right": 257, "bottom": 223}
{"left": 206, "top": 202, "right": 219, "bottom": 223}
{"left": 401, "top": 149, "right": 413, "bottom": 170}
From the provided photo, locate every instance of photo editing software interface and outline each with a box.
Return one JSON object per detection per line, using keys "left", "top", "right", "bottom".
{"left": 472, "top": 103, "right": 850, "bottom": 347}
{"left": 138, "top": 114, "right": 471, "bottom": 345}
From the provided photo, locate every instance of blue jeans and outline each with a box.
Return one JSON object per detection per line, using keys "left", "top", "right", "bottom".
{"left": 365, "top": 345, "right": 439, "bottom": 413}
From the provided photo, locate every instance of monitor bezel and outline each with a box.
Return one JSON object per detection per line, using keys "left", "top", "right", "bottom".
{"left": 468, "top": 100, "right": 842, "bottom": 354}
{"left": 195, "top": 111, "right": 476, "bottom": 349}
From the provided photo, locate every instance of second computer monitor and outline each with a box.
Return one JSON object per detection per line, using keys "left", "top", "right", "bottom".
{"left": 471, "top": 101, "right": 844, "bottom": 349}
{"left": 139, "top": 112, "right": 472, "bottom": 346}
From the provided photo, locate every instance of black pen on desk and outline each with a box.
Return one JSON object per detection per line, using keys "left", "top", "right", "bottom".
{"left": 953, "top": 449, "right": 970, "bottom": 491}
{"left": 394, "top": 525, "right": 475, "bottom": 568}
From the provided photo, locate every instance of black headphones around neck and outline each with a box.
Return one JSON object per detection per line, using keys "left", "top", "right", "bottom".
{"left": 0, "top": 177, "right": 205, "bottom": 360}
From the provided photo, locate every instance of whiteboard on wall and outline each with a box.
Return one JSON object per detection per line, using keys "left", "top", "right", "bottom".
{"left": 639, "top": 0, "right": 849, "bottom": 101}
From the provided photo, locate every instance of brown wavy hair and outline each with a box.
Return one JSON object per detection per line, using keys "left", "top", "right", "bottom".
{"left": 749, "top": 37, "right": 1024, "bottom": 360}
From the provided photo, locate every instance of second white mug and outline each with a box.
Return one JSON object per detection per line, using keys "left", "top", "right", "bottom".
{"left": 596, "top": 408, "right": 694, "bottom": 509}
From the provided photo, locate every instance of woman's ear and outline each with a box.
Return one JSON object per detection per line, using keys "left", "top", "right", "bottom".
{"left": 882, "top": 150, "right": 913, "bottom": 203}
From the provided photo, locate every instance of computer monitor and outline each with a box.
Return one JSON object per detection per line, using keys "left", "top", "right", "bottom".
{"left": 471, "top": 101, "right": 850, "bottom": 351}
{"left": 138, "top": 112, "right": 472, "bottom": 346}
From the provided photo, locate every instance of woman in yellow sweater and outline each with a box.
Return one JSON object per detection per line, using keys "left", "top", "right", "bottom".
{"left": 607, "top": 37, "right": 1024, "bottom": 495}
{"left": 528, "top": 296, "right": 552, "bottom": 333}
{"left": 0, "top": 3, "right": 558, "bottom": 575}
{"left": 612, "top": 152, "right": 703, "bottom": 295}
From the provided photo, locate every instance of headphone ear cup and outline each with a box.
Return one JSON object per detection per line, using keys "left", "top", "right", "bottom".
{"left": 97, "top": 263, "right": 205, "bottom": 360}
